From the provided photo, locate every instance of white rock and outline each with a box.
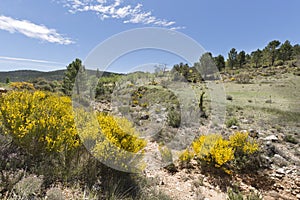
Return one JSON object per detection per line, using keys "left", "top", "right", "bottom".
{"left": 276, "top": 168, "right": 285, "bottom": 174}
{"left": 264, "top": 135, "right": 278, "bottom": 142}
{"left": 230, "top": 125, "right": 239, "bottom": 129}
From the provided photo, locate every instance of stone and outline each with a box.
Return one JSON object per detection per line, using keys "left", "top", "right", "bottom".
{"left": 249, "top": 129, "right": 258, "bottom": 138}
{"left": 272, "top": 154, "right": 288, "bottom": 167}
{"left": 241, "top": 119, "right": 249, "bottom": 124}
{"left": 264, "top": 135, "right": 278, "bottom": 142}
{"left": 276, "top": 168, "right": 285, "bottom": 174}
{"left": 230, "top": 125, "right": 239, "bottom": 130}
{"left": 156, "top": 118, "right": 163, "bottom": 123}
{"left": 257, "top": 132, "right": 265, "bottom": 138}
{"left": 140, "top": 112, "right": 149, "bottom": 120}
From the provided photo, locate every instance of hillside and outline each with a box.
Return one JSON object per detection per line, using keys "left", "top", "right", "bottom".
{"left": 0, "top": 69, "right": 119, "bottom": 82}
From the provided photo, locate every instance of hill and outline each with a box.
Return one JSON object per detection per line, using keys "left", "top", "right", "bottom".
{"left": 0, "top": 69, "right": 119, "bottom": 82}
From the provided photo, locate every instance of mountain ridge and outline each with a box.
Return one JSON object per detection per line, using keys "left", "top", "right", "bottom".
{"left": 0, "top": 69, "right": 119, "bottom": 82}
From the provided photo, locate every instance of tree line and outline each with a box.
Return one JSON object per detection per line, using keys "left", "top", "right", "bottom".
{"left": 172, "top": 40, "right": 300, "bottom": 81}
{"left": 211, "top": 40, "right": 300, "bottom": 70}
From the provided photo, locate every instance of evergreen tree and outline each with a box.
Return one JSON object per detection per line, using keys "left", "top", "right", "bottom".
{"left": 251, "top": 49, "right": 263, "bottom": 68}
{"left": 96, "top": 68, "right": 101, "bottom": 78}
{"left": 213, "top": 55, "right": 225, "bottom": 71}
{"left": 227, "top": 48, "right": 238, "bottom": 69}
{"left": 62, "top": 58, "right": 87, "bottom": 95}
{"left": 5, "top": 77, "right": 10, "bottom": 84}
{"left": 293, "top": 44, "right": 300, "bottom": 57}
{"left": 198, "top": 52, "right": 215, "bottom": 79}
{"left": 279, "top": 40, "right": 293, "bottom": 61}
{"left": 237, "top": 50, "right": 246, "bottom": 68}
{"left": 264, "top": 40, "right": 281, "bottom": 66}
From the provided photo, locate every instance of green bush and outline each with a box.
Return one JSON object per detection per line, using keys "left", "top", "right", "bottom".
{"left": 46, "top": 187, "right": 65, "bottom": 200}
{"left": 227, "top": 188, "right": 263, "bottom": 200}
{"left": 226, "top": 117, "right": 239, "bottom": 128}
{"left": 13, "top": 175, "right": 43, "bottom": 198}
{"left": 167, "top": 107, "right": 181, "bottom": 128}
{"left": 284, "top": 134, "right": 298, "bottom": 144}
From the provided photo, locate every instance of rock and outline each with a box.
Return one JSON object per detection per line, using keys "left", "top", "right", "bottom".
{"left": 260, "top": 155, "right": 272, "bottom": 167}
{"left": 264, "top": 135, "right": 278, "bottom": 142}
{"left": 249, "top": 129, "right": 258, "bottom": 138}
{"left": 272, "top": 154, "right": 288, "bottom": 167}
{"left": 140, "top": 112, "right": 149, "bottom": 120}
{"left": 276, "top": 168, "right": 285, "bottom": 174}
{"left": 230, "top": 125, "right": 239, "bottom": 130}
{"left": 241, "top": 119, "right": 249, "bottom": 124}
{"left": 161, "top": 107, "right": 167, "bottom": 112}
{"left": 156, "top": 118, "right": 163, "bottom": 123}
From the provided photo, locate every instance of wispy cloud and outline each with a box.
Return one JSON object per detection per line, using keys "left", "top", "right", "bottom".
{"left": 60, "top": 0, "right": 183, "bottom": 29}
{"left": 0, "top": 56, "right": 67, "bottom": 71}
{"left": 0, "top": 56, "right": 66, "bottom": 65}
{"left": 0, "top": 15, "right": 74, "bottom": 45}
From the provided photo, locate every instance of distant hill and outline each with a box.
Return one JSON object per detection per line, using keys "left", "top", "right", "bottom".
{"left": 0, "top": 69, "right": 119, "bottom": 83}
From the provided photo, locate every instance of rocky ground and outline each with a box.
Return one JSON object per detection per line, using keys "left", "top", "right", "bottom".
{"left": 92, "top": 66, "right": 300, "bottom": 200}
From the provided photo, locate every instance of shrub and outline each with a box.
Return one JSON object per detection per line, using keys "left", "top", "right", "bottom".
{"left": 180, "top": 132, "right": 259, "bottom": 174}
{"left": 192, "top": 134, "right": 234, "bottom": 169}
{"left": 76, "top": 110, "right": 147, "bottom": 172}
{"left": 9, "top": 82, "right": 35, "bottom": 90}
{"left": 0, "top": 90, "right": 80, "bottom": 156}
{"left": 179, "top": 149, "right": 193, "bottom": 163}
{"left": 46, "top": 187, "right": 65, "bottom": 200}
{"left": 167, "top": 107, "right": 181, "bottom": 128}
{"left": 227, "top": 188, "right": 244, "bottom": 200}
{"left": 235, "top": 73, "right": 250, "bottom": 84}
{"left": 283, "top": 134, "right": 298, "bottom": 144}
{"left": 229, "top": 132, "right": 259, "bottom": 155}
{"left": 13, "top": 175, "right": 43, "bottom": 198}
{"left": 274, "top": 60, "right": 284, "bottom": 66}
{"left": 227, "top": 188, "right": 263, "bottom": 200}
{"left": 226, "top": 117, "right": 239, "bottom": 128}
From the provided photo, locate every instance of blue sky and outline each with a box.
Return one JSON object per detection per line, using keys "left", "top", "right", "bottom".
{"left": 0, "top": 0, "right": 299, "bottom": 72}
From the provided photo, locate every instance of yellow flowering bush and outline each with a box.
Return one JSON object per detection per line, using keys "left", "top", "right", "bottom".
{"left": 180, "top": 132, "right": 259, "bottom": 174}
{"left": 75, "top": 110, "right": 146, "bottom": 172}
{"left": 192, "top": 134, "right": 234, "bottom": 168}
{"left": 229, "top": 131, "right": 259, "bottom": 155}
{"left": 178, "top": 149, "right": 193, "bottom": 163}
{"left": 9, "top": 82, "right": 35, "bottom": 90}
{"left": 0, "top": 90, "right": 80, "bottom": 156}
{"left": 96, "top": 113, "right": 146, "bottom": 153}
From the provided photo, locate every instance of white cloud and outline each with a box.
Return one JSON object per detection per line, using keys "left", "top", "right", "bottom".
{"left": 61, "top": 0, "right": 179, "bottom": 28}
{"left": 170, "top": 26, "right": 186, "bottom": 31}
{"left": 0, "top": 56, "right": 66, "bottom": 65}
{"left": 0, "top": 15, "right": 74, "bottom": 45}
